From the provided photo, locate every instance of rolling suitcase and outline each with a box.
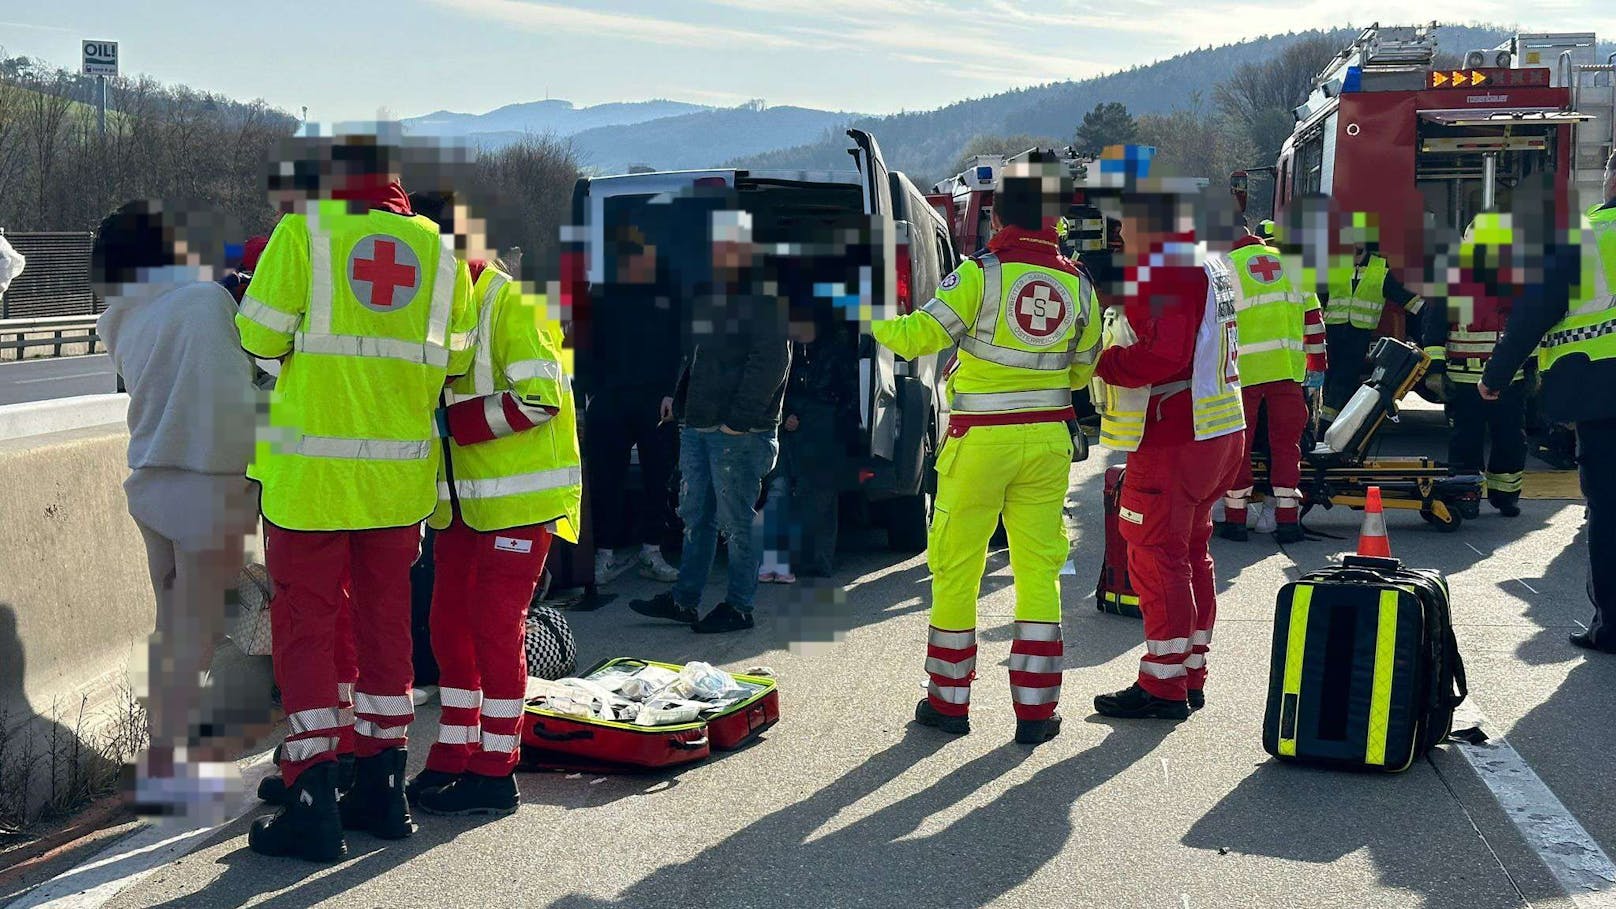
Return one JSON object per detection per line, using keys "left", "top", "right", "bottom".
{"left": 521, "top": 658, "right": 779, "bottom": 773}
{"left": 1096, "top": 465, "right": 1141, "bottom": 618}
{"left": 1263, "top": 555, "right": 1468, "bottom": 772}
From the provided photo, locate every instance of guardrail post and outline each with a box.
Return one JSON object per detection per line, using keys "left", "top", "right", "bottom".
{"left": 53, "top": 329, "right": 63, "bottom": 358}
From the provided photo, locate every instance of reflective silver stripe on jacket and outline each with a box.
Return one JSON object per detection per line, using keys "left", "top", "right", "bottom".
{"left": 295, "top": 332, "right": 450, "bottom": 368}
{"left": 951, "top": 388, "right": 1071, "bottom": 412}
{"left": 470, "top": 272, "right": 508, "bottom": 396}
{"left": 921, "top": 296, "right": 968, "bottom": 339}
{"left": 507, "top": 358, "right": 563, "bottom": 383}
{"left": 1237, "top": 338, "right": 1304, "bottom": 354}
{"left": 292, "top": 435, "right": 434, "bottom": 461}
{"left": 958, "top": 253, "right": 1084, "bottom": 371}
{"left": 239, "top": 294, "right": 304, "bottom": 334}
{"left": 439, "top": 466, "right": 583, "bottom": 501}
{"left": 426, "top": 235, "right": 456, "bottom": 353}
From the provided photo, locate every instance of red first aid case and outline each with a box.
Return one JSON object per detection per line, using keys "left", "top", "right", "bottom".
{"left": 521, "top": 658, "right": 779, "bottom": 773}
{"left": 1096, "top": 465, "right": 1141, "bottom": 618}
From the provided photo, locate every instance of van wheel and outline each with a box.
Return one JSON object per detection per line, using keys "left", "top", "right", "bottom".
{"left": 884, "top": 492, "right": 931, "bottom": 553}
{"left": 1420, "top": 503, "right": 1463, "bottom": 533}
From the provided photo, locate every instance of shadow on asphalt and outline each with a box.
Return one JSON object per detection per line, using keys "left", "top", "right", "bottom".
{"left": 550, "top": 721, "right": 1173, "bottom": 909}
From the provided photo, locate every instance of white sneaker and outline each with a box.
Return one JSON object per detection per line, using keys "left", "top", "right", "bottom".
{"left": 638, "top": 548, "right": 680, "bottom": 583}
{"left": 595, "top": 549, "right": 619, "bottom": 586}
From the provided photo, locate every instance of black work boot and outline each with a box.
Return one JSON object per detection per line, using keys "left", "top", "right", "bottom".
{"left": 1489, "top": 491, "right": 1522, "bottom": 518}
{"left": 1094, "top": 683, "right": 1191, "bottom": 720}
{"left": 339, "top": 748, "right": 416, "bottom": 840}
{"left": 1216, "top": 521, "right": 1248, "bottom": 542}
{"left": 1014, "top": 713, "right": 1062, "bottom": 745}
{"left": 1274, "top": 522, "right": 1306, "bottom": 545}
{"left": 1187, "top": 689, "right": 1206, "bottom": 712}
{"left": 913, "top": 698, "right": 970, "bottom": 734}
{"left": 260, "top": 753, "right": 355, "bottom": 806}
{"left": 405, "top": 768, "right": 460, "bottom": 806}
{"left": 629, "top": 592, "right": 698, "bottom": 624}
{"left": 417, "top": 772, "right": 519, "bottom": 817}
{"left": 248, "top": 761, "right": 347, "bottom": 862}
{"left": 692, "top": 602, "right": 755, "bottom": 634}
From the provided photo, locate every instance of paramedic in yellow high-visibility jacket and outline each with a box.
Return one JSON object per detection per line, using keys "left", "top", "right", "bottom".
{"left": 872, "top": 158, "right": 1101, "bottom": 746}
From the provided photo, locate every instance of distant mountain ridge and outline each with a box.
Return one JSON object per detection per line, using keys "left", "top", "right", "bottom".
{"left": 401, "top": 98, "right": 711, "bottom": 138}
{"left": 734, "top": 25, "right": 1615, "bottom": 184}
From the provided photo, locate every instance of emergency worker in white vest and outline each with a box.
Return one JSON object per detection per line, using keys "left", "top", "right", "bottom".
{"left": 1091, "top": 175, "right": 1245, "bottom": 720}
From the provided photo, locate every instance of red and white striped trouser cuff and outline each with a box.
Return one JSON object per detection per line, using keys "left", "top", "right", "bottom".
{"left": 1010, "top": 620, "right": 1062, "bottom": 721}
{"left": 1138, "top": 630, "right": 1212, "bottom": 690}
{"left": 354, "top": 691, "right": 414, "bottom": 747}
{"left": 437, "top": 688, "right": 526, "bottom": 755}
{"left": 925, "top": 626, "right": 976, "bottom": 717}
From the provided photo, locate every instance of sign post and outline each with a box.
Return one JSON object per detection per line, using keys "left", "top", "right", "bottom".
{"left": 81, "top": 40, "right": 118, "bottom": 140}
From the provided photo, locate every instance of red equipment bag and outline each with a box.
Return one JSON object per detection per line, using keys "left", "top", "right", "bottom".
{"left": 520, "top": 658, "right": 779, "bottom": 773}
{"left": 1096, "top": 465, "right": 1141, "bottom": 618}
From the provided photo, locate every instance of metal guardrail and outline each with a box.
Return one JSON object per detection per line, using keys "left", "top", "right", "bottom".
{"left": 0, "top": 315, "right": 102, "bottom": 360}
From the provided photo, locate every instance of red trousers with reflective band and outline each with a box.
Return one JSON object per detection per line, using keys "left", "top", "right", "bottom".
{"left": 266, "top": 523, "right": 420, "bottom": 786}
{"left": 426, "top": 518, "right": 552, "bottom": 778}
{"left": 1226, "top": 380, "right": 1307, "bottom": 526}
{"left": 1120, "top": 433, "right": 1243, "bottom": 700}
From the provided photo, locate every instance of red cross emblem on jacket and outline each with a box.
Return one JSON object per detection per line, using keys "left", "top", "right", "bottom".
{"left": 1247, "top": 254, "right": 1283, "bottom": 284}
{"left": 349, "top": 236, "right": 421, "bottom": 312}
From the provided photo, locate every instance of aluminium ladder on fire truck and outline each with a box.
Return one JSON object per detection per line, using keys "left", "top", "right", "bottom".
{"left": 1561, "top": 47, "right": 1616, "bottom": 212}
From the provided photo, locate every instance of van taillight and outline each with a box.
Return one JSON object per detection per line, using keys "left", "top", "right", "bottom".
{"left": 896, "top": 242, "right": 913, "bottom": 314}
{"left": 694, "top": 176, "right": 727, "bottom": 188}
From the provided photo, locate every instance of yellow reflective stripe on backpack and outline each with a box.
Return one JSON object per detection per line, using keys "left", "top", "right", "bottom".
{"left": 1365, "top": 589, "right": 1400, "bottom": 767}
{"left": 1278, "top": 585, "right": 1312, "bottom": 757}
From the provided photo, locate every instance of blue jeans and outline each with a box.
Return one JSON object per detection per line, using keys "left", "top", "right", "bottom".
{"left": 673, "top": 428, "right": 779, "bottom": 612}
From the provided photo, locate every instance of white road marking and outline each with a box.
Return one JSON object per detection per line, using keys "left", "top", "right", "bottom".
{"left": 1451, "top": 703, "right": 1616, "bottom": 906}
{"left": 1514, "top": 579, "right": 1541, "bottom": 595}
{"left": 1466, "top": 543, "right": 1487, "bottom": 557}
{"left": 13, "top": 371, "right": 113, "bottom": 385}
{"left": 9, "top": 752, "right": 279, "bottom": 909}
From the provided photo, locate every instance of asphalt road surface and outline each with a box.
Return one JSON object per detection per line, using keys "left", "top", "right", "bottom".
{"left": 6, "top": 410, "right": 1612, "bottom": 909}
{"left": 0, "top": 355, "right": 117, "bottom": 405}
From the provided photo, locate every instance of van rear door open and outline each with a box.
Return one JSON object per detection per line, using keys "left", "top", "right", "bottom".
{"left": 848, "top": 128, "right": 899, "bottom": 463}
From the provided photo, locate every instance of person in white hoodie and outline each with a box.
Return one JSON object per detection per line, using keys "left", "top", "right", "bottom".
{"left": 94, "top": 200, "right": 259, "bottom": 817}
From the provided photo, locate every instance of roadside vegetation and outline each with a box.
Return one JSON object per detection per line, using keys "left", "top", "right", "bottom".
{"left": 0, "top": 686, "right": 147, "bottom": 832}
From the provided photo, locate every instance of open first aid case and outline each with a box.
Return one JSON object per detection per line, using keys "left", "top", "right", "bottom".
{"left": 521, "top": 658, "right": 780, "bottom": 772}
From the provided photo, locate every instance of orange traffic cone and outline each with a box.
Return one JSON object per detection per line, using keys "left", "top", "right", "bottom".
{"left": 1357, "top": 486, "right": 1392, "bottom": 558}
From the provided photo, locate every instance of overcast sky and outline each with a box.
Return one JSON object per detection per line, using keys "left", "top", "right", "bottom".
{"left": 5, "top": 1, "right": 1615, "bottom": 123}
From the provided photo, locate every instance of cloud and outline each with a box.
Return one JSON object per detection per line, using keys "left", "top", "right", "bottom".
{"left": 0, "top": 20, "right": 75, "bottom": 34}
{"left": 425, "top": 0, "right": 816, "bottom": 50}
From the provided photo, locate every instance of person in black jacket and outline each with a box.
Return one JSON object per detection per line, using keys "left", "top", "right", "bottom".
{"left": 1478, "top": 163, "right": 1616, "bottom": 653}
{"left": 580, "top": 226, "right": 683, "bottom": 586}
{"left": 630, "top": 210, "right": 790, "bottom": 634}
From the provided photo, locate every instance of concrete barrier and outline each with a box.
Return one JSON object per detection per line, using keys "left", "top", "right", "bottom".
{"left": 0, "top": 393, "right": 129, "bottom": 443}
{"left": 0, "top": 418, "right": 265, "bottom": 821}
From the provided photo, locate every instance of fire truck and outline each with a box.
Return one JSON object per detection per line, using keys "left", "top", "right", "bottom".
{"left": 1234, "top": 23, "right": 1614, "bottom": 340}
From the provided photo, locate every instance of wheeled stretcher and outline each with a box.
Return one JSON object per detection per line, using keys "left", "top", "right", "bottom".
{"left": 1252, "top": 338, "right": 1483, "bottom": 533}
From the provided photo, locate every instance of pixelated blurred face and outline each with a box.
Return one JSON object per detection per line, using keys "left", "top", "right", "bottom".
{"left": 712, "top": 240, "right": 752, "bottom": 276}
{"left": 618, "top": 243, "right": 657, "bottom": 285}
